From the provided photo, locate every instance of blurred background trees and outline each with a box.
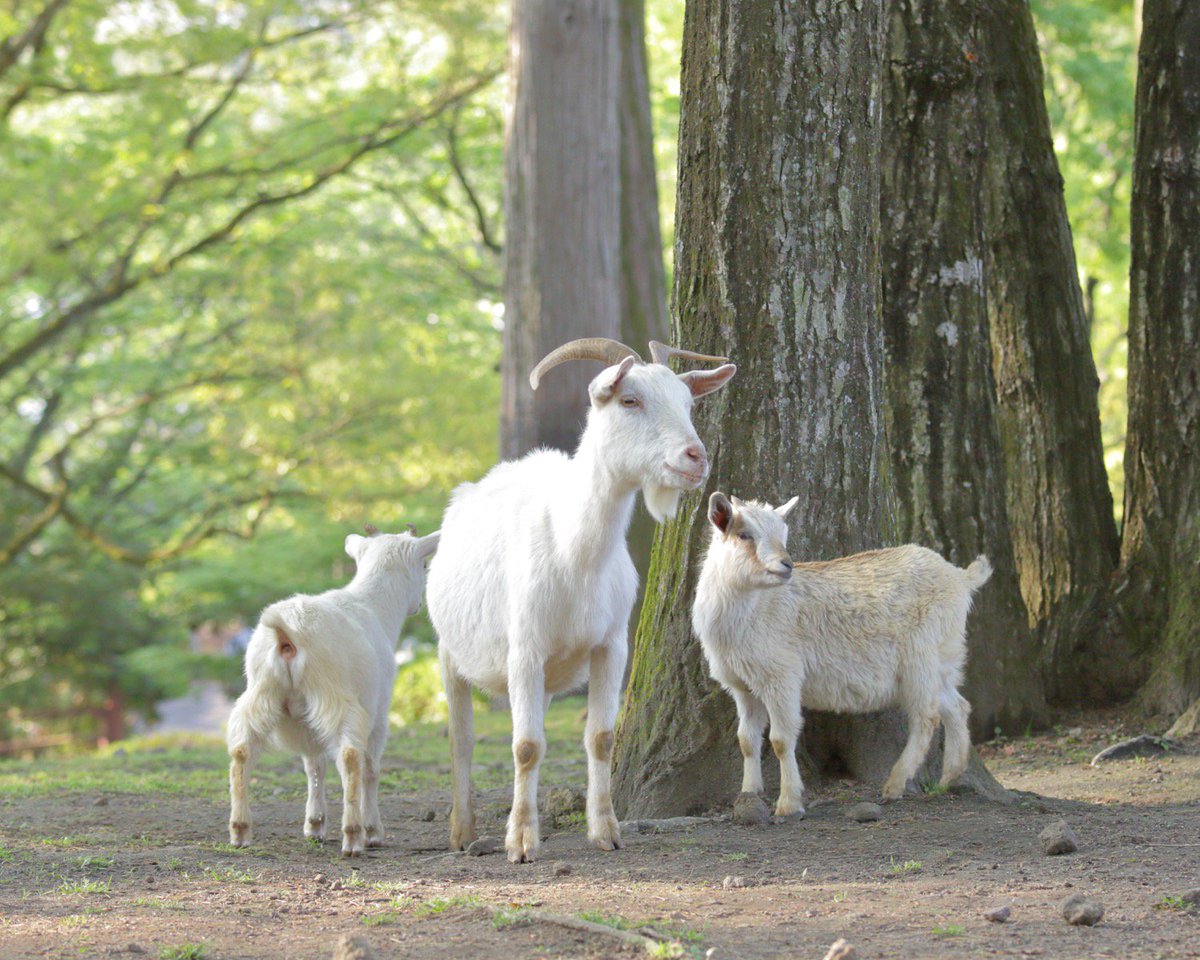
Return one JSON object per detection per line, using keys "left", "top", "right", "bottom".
{"left": 2, "top": 0, "right": 1190, "bottom": 754}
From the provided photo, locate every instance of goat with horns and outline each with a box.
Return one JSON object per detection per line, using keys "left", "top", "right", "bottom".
{"left": 426, "top": 338, "right": 736, "bottom": 862}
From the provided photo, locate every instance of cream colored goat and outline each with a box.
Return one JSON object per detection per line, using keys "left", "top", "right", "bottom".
{"left": 226, "top": 527, "right": 438, "bottom": 856}
{"left": 692, "top": 493, "right": 990, "bottom": 816}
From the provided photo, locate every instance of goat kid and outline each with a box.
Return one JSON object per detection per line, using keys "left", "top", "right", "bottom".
{"left": 427, "top": 338, "right": 736, "bottom": 863}
{"left": 692, "top": 493, "right": 990, "bottom": 816}
{"left": 226, "top": 526, "right": 439, "bottom": 856}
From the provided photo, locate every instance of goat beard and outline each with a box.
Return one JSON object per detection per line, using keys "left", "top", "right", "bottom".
{"left": 641, "top": 482, "right": 682, "bottom": 522}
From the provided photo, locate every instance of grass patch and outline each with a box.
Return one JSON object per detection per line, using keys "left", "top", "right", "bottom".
{"left": 57, "top": 878, "right": 111, "bottom": 895}
{"left": 203, "top": 865, "right": 258, "bottom": 884}
{"left": 833, "top": 890, "right": 849, "bottom": 903}
{"left": 37, "top": 835, "right": 93, "bottom": 848}
{"left": 932, "top": 923, "right": 964, "bottom": 937}
{"left": 491, "top": 905, "right": 530, "bottom": 929}
{"left": 414, "top": 895, "right": 483, "bottom": 917}
{"left": 722, "top": 852, "right": 748, "bottom": 862}
{"left": 1154, "top": 895, "right": 1195, "bottom": 911}
{"left": 70, "top": 855, "right": 113, "bottom": 870}
{"left": 159, "top": 944, "right": 207, "bottom": 960}
{"left": 0, "top": 844, "right": 14, "bottom": 863}
{"left": 889, "top": 857, "right": 923, "bottom": 875}
{"left": 132, "top": 898, "right": 187, "bottom": 911}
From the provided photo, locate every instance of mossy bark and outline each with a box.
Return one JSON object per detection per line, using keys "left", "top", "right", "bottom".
{"left": 1111, "top": 0, "right": 1200, "bottom": 722}
{"left": 881, "top": 0, "right": 1046, "bottom": 735}
{"left": 612, "top": 0, "right": 895, "bottom": 818}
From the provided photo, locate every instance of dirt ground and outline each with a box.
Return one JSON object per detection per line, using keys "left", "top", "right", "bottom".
{"left": 1, "top": 700, "right": 1197, "bottom": 960}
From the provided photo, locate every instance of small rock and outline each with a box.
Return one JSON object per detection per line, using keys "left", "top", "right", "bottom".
{"left": 618, "top": 816, "right": 712, "bottom": 834}
{"left": 1061, "top": 893, "right": 1104, "bottom": 926}
{"left": 1090, "top": 734, "right": 1179, "bottom": 765}
{"left": 984, "top": 905, "right": 1011, "bottom": 923}
{"left": 722, "top": 875, "right": 748, "bottom": 890}
{"left": 544, "top": 786, "right": 585, "bottom": 820}
{"left": 93, "top": 796, "right": 109, "bottom": 807}
{"left": 847, "top": 802, "right": 882, "bottom": 823}
{"left": 313, "top": 873, "right": 327, "bottom": 885}
{"left": 417, "top": 809, "right": 436, "bottom": 822}
{"left": 822, "top": 938, "right": 858, "bottom": 960}
{"left": 555, "top": 864, "right": 573, "bottom": 877}
{"left": 126, "top": 947, "right": 146, "bottom": 956}
{"left": 332, "top": 934, "right": 375, "bottom": 960}
{"left": 1039, "top": 819, "right": 1079, "bottom": 856}
{"left": 731, "top": 792, "right": 771, "bottom": 827}
{"left": 467, "top": 836, "right": 500, "bottom": 856}
{"left": 329, "top": 880, "right": 344, "bottom": 891}
{"left": 1066, "top": 726, "right": 1083, "bottom": 738}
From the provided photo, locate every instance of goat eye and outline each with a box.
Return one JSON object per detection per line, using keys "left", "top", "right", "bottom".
{"left": 620, "top": 396, "right": 639, "bottom": 408}
{"left": 738, "top": 532, "right": 753, "bottom": 542}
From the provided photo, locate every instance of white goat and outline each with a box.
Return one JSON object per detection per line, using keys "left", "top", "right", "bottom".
{"left": 226, "top": 526, "right": 439, "bottom": 856}
{"left": 427, "top": 338, "right": 736, "bottom": 862}
{"left": 692, "top": 493, "right": 990, "bottom": 816}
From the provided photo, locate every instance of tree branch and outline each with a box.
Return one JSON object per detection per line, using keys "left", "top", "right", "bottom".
{"left": 0, "top": 0, "right": 70, "bottom": 82}
{"left": 445, "top": 115, "right": 501, "bottom": 254}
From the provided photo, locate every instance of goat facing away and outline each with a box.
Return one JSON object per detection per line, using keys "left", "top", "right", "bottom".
{"left": 427, "top": 338, "right": 736, "bottom": 863}
{"left": 226, "top": 526, "right": 440, "bottom": 856}
{"left": 692, "top": 493, "right": 991, "bottom": 816}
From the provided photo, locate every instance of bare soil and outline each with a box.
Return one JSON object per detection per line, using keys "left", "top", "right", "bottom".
{"left": 1, "top": 703, "right": 1197, "bottom": 960}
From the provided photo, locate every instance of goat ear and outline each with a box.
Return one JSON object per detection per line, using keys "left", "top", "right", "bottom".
{"left": 417, "top": 531, "right": 440, "bottom": 559}
{"left": 775, "top": 496, "right": 799, "bottom": 518}
{"left": 678, "top": 362, "right": 736, "bottom": 399}
{"left": 589, "top": 355, "right": 638, "bottom": 405}
{"left": 344, "top": 534, "right": 365, "bottom": 561}
{"left": 708, "top": 492, "right": 734, "bottom": 533}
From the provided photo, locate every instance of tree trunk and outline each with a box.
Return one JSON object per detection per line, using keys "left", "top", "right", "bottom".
{"left": 613, "top": 0, "right": 897, "bottom": 818}
{"left": 881, "top": 0, "right": 1046, "bottom": 736}
{"left": 501, "top": 0, "right": 621, "bottom": 458}
{"left": 617, "top": 0, "right": 670, "bottom": 629}
{"left": 977, "top": 0, "right": 1119, "bottom": 701}
{"left": 1112, "top": 0, "right": 1200, "bottom": 722}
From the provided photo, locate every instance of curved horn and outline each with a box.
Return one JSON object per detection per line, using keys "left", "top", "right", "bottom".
{"left": 529, "top": 338, "right": 643, "bottom": 391}
{"left": 364, "top": 523, "right": 380, "bottom": 536}
{"left": 405, "top": 523, "right": 418, "bottom": 535}
{"left": 648, "top": 340, "right": 729, "bottom": 367}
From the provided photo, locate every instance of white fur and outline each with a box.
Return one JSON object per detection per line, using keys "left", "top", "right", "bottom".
{"left": 225, "top": 529, "right": 439, "bottom": 856}
{"left": 692, "top": 494, "right": 990, "bottom": 815}
{"left": 427, "top": 357, "right": 735, "bottom": 862}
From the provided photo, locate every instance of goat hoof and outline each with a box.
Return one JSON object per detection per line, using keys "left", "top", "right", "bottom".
{"left": 506, "top": 823, "right": 540, "bottom": 864}
{"left": 588, "top": 814, "right": 623, "bottom": 852}
{"left": 229, "top": 822, "right": 251, "bottom": 847}
{"left": 366, "top": 828, "right": 384, "bottom": 848}
{"left": 305, "top": 818, "right": 326, "bottom": 842}
{"left": 774, "top": 800, "right": 805, "bottom": 819}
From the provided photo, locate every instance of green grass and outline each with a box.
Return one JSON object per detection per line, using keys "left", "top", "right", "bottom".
{"left": 0, "top": 843, "right": 13, "bottom": 863}
{"left": 37, "top": 835, "right": 93, "bottom": 848}
{"left": 159, "top": 944, "right": 207, "bottom": 960}
{"left": 0, "top": 696, "right": 591, "bottom": 801}
{"left": 1154, "top": 895, "right": 1195, "bottom": 911}
{"left": 722, "top": 852, "right": 748, "bottom": 862}
{"left": 70, "top": 855, "right": 113, "bottom": 870}
{"left": 921, "top": 781, "right": 949, "bottom": 796}
{"left": 889, "top": 857, "right": 923, "bottom": 875}
{"left": 932, "top": 923, "right": 965, "bottom": 937}
{"left": 131, "top": 898, "right": 186, "bottom": 911}
{"left": 491, "top": 905, "right": 529, "bottom": 929}
{"left": 202, "top": 865, "right": 258, "bottom": 884}
{"left": 414, "top": 895, "right": 483, "bottom": 917}
{"left": 833, "top": 890, "right": 849, "bottom": 903}
{"left": 57, "top": 878, "right": 111, "bottom": 895}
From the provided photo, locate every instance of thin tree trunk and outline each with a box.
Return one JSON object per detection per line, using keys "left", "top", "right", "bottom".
{"left": 977, "top": 0, "right": 1119, "bottom": 701}
{"left": 1112, "top": 0, "right": 1200, "bottom": 721}
{"left": 881, "top": 0, "right": 1045, "bottom": 735}
{"left": 613, "top": 0, "right": 894, "bottom": 818}
{"left": 501, "top": 0, "right": 621, "bottom": 458}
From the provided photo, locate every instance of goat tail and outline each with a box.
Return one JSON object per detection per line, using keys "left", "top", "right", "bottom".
{"left": 258, "top": 611, "right": 304, "bottom": 686}
{"left": 963, "top": 554, "right": 993, "bottom": 591}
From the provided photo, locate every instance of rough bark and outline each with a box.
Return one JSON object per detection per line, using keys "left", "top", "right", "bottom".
{"left": 881, "top": 0, "right": 1046, "bottom": 734}
{"left": 612, "top": 0, "right": 897, "bottom": 818}
{"left": 1113, "top": 0, "right": 1200, "bottom": 721}
{"left": 977, "top": 1, "right": 1119, "bottom": 701}
{"left": 501, "top": 0, "right": 621, "bottom": 458}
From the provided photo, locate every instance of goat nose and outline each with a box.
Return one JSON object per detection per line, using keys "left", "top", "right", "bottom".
{"left": 780, "top": 558, "right": 793, "bottom": 571}
{"left": 684, "top": 444, "right": 704, "bottom": 464}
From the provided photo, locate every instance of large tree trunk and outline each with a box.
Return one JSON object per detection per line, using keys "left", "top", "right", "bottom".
{"left": 500, "top": 0, "right": 621, "bottom": 458}
{"left": 881, "top": 0, "right": 1045, "bottom": 736}
{"left": 613, "top": 0, "right": 898, "bottom": 818}
{"left": 1112, "top": 0, "right": 1200, "bottom": 723}
{"left": 977, "top": 1, "right": 1120, "bottom": 702}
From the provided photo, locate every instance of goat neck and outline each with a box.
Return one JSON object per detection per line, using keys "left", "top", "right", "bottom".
{"left": 549, "top": 426, "right": 639, "bottom": 567}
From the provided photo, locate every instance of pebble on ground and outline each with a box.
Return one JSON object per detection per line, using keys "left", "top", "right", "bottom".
{"left": 1061, "top": 893, "right": 1105, "bottom": 926}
